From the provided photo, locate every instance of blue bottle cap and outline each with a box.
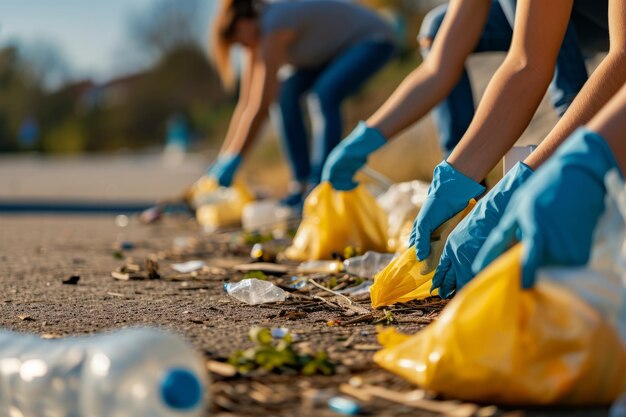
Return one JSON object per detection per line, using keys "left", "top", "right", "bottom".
{"left": 160, "top": 368, "right": 203, "bottom": 410}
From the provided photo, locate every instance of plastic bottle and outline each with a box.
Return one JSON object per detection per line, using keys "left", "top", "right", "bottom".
{"left": 610, "top": 393, "right": 626, "bottom": 417}
{"left": 225, "top": 278, "right": 287, "bottom": 305}
{"left": 0, "top": 327, "right": 207, "bottom": 417}
{"left": 344, "top": 251, "right": 396, "bottom": 278}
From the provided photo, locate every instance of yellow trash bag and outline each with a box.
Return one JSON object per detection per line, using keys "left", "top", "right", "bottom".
{"left": 285, "top": 182, "right": 388, "bottom": 261}
{"left": 374, "top": 245, "right": 626, "bottom": 406}
{"left": 370, "top": 201, "right": 476, "bottom": 309}
{"left": 187, "top": 176, "right": 254, "bottom": 231}
{"left": 370, "top": 248, "right": 436, "bottom": 309}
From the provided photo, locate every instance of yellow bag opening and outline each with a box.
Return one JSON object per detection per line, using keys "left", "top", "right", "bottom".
{"left": 188, "top": 177, "right": 254, "bottom": 231}
{"left": 285, "top": 182, "right": 388, "bottom": 261}
{"left": 375, "top": 244, "right": 626, "bottom": 405}
{"left": 370, "top": 201, "right": 476, "bottom": 309}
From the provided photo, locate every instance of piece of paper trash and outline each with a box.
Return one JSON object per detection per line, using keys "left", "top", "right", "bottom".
{"left": 171, "top": 260, "right": 206, "bottom": 273}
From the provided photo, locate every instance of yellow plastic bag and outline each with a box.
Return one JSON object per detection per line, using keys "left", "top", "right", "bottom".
{"left": 188, "top": 177, "right": 254, "bottom": 231}
{"left": 375, "top": 245, "right": 626, "bottom": 405}
{"left": 370, "top": 248, "right": 436, "bottom": 309}
{"left": 285, "top": 182, "right": 388, "bottom": 261}
{"left": 370, "top": 201, "right": 476, "bottom": 309}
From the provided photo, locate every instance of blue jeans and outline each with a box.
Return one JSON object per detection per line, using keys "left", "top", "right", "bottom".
{"left": 272, "top": 40, "right": 395, "bottom": 186}
{"left": 420, "top": 0, "right": 595, "bottom": 156}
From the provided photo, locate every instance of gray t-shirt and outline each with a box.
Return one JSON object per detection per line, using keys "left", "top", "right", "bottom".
{"left": 260, "top": 0, "right": 395, "bottom": 69}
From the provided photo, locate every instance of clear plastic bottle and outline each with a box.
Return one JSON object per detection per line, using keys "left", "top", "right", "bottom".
{"left": 610, "top": 393, "right": 626, "bottom": 417}
{"left": 0, "top": 327, "right": 208, "bottom": 417}
{"left": 344, "top": 251, "right": 396, "bottom": 278}
{"left": 225, "top": 278, "right": 287, "bottom": 305}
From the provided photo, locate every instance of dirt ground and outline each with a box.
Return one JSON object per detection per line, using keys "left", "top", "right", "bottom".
{"left": 0, "top": 213, "right": 610, "bottom": 417}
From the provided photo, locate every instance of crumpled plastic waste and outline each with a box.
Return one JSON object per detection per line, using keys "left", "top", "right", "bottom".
{"left": 377, "top": 180, "right": 430, "bottom": 253}
{"left": 225, "top": 279, "right": 286, "bottom": 305}
{"left": 375, "top": 244, "right": 626, "bottom": 405}
{"left": 369, "top": 202, "right": 476, "bottom": 308}
{"left": 344, "top": 251, "right": 396, "bottom": 279}
{"left": 187, "top": 177, "right": 254, "bottom": 232}
{"left": 285, "top": 183, "right": 388, "bottom": 261}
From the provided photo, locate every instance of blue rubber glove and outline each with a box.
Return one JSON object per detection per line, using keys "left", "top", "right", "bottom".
{"left": 409, "top": 161, "right": 486, "bottom": 261}
{"left": 473, "top": 128, "right": 622, "bottom": 288}
{"left": 207, "top": 154, "right": 242, "bottom": 187}
{"left": 321, "top": 121, "right": 387, "bottom": 191}
{"left": 432, "top": 162, "right": 533, "bottom": 298}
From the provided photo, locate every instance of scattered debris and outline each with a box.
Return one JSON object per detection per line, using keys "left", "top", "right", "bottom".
{"left": 139, "top": 206, "right": 162, "bottom": 224}
{"left": 372, "top": 310, "right": 396, "bottom": 325}
{"left": 235, "top": 263, "right": 289, "bottom": 276}
{"left": 297, "top": 260, "right": 343, "bottom": 274}
{"left": 111, "top": 257, "right": 160, "bottom": 281}
{"left": 171, "top": 260, "right": 206, "bottom": 274}
{"left": 225, "top": 279, "right": 287, "bottom": 305}
{"left": 227, "top": 327, "right": 335, "bottom": 376}
{"left": 207, "top": 360, "right": 238, "bottom": 378}
{"left": 62, "top": 275, "right": 80, "bottom": 285}
{"left": 114, "top": 214, "right": 130, "bottom": 228}
{"left": 243, "top": 271, "right": 269, "bottom": 281}
{"left": 327, "top": 396, "right": 362, "bottom": 415}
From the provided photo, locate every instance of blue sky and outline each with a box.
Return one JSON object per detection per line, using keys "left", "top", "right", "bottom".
{"left": 0, "top": 0, "right": 216, "bottom": 82}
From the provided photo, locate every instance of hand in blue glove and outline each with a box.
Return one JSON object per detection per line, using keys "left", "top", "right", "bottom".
{"left": 432, "top": 162, "right": 533, "bottom": 298}
{"left": 473, "top": 128, "right": 622, "bottom": 288}
{"left": 207, "top": 154, "right": 242, "bottom": 187}
{"left": 321, "top": 121, "right": 387, "bottom": 191}
{"left": 409, "top": 160, "right": 485, "bottom": 261}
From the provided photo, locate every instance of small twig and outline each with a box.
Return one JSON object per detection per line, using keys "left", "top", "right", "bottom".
{"left": 342, "top": 314, "right": 375, "bottom": 326}
{"left": 313, "top": 295, "right": 343, "bottom": 310}
{"left": 308, "top": 279, "right": 354, "bottom": 305}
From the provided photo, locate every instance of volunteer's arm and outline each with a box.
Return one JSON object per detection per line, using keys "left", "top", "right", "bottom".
{"left": 222, "top": 30, "right": 292, "bottom": 156}
{"left": 588, "top": 82, "right": 626, "bottom": 172}
{"left": 367, "top": 0, "right": 491, "bottom": 139}
{"left": 218, "top": 50, "right": 255, "bottom": 155}
{"left": 525, "top": 0, "right": 626, "bottom": 169}
{"left": 446, "top": 0, "right": 573, "bottom": 181}
{"left": 474, "top": 82, "right": 626, "bottom": 285}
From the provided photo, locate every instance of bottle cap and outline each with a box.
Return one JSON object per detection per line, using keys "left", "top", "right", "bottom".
{"left": 160, "top": 368, "right": 202, "bottom": 410}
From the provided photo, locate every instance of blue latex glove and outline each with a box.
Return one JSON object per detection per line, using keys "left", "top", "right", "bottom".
{"left": 207, "top": 154, "right": 242, "bottom": 187}
{"left": 321, "top": 121, "right": 387, "bottom": 191}
{"left": 432, "top": 162, "right": 533, "bottom": 298}
{"left": 473, "top": 128, "right": 622, "bottom": 288}
{"left": 409, "top": 161, "right": 486, "bottom": 261}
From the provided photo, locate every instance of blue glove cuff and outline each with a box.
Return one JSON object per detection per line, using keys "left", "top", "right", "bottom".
{"left": 209, "top": 154, "right": 242, "bottom": 187}
{"left": 351, "top": 121, "right": 387, "bottom": 153}
{"left": 434, "top": 160, "right": 486, "bottom": 201}
{"left": 552, "top": 128, "right": 621, "bottom": 183}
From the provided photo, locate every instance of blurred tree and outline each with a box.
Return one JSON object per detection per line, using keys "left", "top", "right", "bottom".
{"left": 129, "top": 0, "right": 205, "bottom": 58}
{"left": 0, "top": 46, "right": 43, "bottom": 151}
{"left": 18, "top": 39, "right": 73, "bottom": 90}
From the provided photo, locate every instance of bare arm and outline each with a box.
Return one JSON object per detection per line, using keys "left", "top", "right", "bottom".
{"left": 367, "top": 0, "right": 491, "bottom": 139}
{"left": 447, "top": 0, "right": 573, "bottom": 181}
{"left": 525, "top": 0, "right": 626, "bottom": 169}
{"left": 219, "top": 50, "right": 255, "bottom": 155}
{"left": 221, "top": 30, "right": 293, "bottom": 156}
{"left": 588, "top": 82, "right": 626, "bottom": 172}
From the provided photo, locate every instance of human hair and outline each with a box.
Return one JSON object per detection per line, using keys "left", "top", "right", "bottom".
{"left": 211, "top": 0, "right": 263, "bottom": 90}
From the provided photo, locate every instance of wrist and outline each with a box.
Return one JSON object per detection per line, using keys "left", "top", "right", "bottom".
{"left": 352, "top": 121, "right": 387, "bottom": 152}
{"left": 436, "top": 160, "right": 486, "bottom": 201}
{"left": 560, "top": 128, "right": 622, "bottom": 181}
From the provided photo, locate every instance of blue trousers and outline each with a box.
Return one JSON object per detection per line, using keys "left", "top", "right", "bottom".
{"left": 420, "top": 0, "right": 599, "bottom": 156}
{"left": 272, "top": 40, "right": 395, "bottom": 185}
